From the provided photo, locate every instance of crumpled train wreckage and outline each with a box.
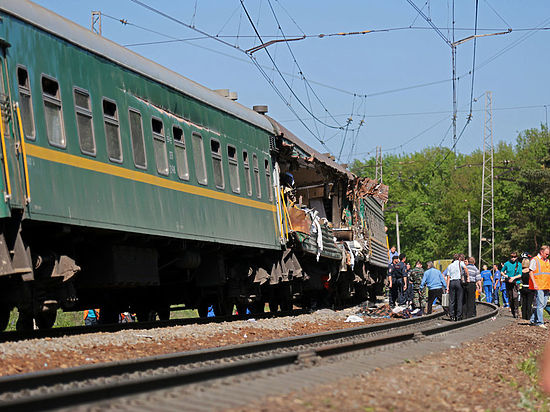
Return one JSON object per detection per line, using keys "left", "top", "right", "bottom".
{"left": 265, "top": 117, "right": 389, "bottom": 305}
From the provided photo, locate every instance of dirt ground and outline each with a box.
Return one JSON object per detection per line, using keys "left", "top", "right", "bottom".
{"left": 234, "top": 320, "right": 550, "bottom": 412}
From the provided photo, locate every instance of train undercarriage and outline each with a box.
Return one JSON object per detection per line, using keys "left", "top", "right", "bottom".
{"left": 0, "top": 216, "right": 386, "bottom": 331}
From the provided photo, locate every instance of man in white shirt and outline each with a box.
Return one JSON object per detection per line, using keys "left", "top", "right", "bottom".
{"left": 446, "top": 253, "right": 468, "bottom": 321}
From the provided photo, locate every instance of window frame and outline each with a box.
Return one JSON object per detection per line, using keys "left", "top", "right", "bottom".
{"left": 101, "top": 97, "right": 123, "bottom": 163}
{"left": 73, "top": 86, "right": 96, "bottom": 156}
{"left": 41, "top": 73, "right": 66, "bottom": 149}
{"left": 151, "top": 116, "right": 169, "bottom": 176}
{"left": 128, "top": 107, "right": 147, "bottom": 170}
{"left": 173, "top": 125, "right": 189, "bottom": 181}
{"left": 227, "top": 144, "right": 240, "bottom": 194}
{"left": 252, "top": 153, "right": 261, "bottom": 199}
{"left": 210, "top": 138, "right": 225, "bottom": 190}
{"left": 16, "top": 65, "right": 36, "bottom": 140}
{"left": 264, "top": 157, "right": 273, "bottom": 201}
{"left": 192, "top": 132, "right": 208, "bottom": 185}
{"left": 243, "top": 150, "right": 252, "bottom": 197}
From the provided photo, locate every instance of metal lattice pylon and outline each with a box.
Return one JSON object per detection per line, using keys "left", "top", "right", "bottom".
{"left": 478, "top": 91, "right": 494, "bottom": 267}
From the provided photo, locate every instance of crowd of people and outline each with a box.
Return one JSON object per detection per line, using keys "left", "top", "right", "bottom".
{"left": 386, "top": 245, "right": 550, "bottom": 328}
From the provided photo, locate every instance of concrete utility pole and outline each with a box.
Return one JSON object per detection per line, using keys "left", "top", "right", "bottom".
{"left": 395, "top": 212, "right": 400, "bottom": 255}
{"left": 91, "top": 11, "right": 102, "bottom": 36}
{"left": 375, "top": 146, "right": 383, "bottom": 183}
{"left": 479, "top": 91, "right": 495, "bottom": 268}
{"left": 468, "top": 209, "right": 472, "bottom": 257}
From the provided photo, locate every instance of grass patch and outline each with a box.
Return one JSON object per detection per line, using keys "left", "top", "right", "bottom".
{"left": 514, "top": 351, "right": 550, "bottom": 411}
{"left": 5, "top": 307, "right": 199, "bottom": 331}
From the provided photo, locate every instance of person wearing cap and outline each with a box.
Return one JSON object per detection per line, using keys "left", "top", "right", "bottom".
{"left": 501, "top": 252, "right": 522, "bottom": 318}
{"left": 409, "top": 260, "right": 425, "bottom": 310}
{"left": 388, "top": 246, "right": 398, "bottom": 263}
{"left": 529, "top": 245, "right": 550, "bottom": 328}
{"left": 388, "top": 254, "right": 407, "bottom": 307}
{"left": 520, "top": 252, "right": 535, "bottom": 320}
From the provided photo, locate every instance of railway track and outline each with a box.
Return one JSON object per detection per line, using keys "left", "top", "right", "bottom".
{"left": 0, "top": 307, "right": 310, "bottom": 344}
{"left": 0, "top": 303, "right": 498, "bottom": 411}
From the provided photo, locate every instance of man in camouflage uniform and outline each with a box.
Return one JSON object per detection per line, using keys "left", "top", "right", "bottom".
{"left": 409, "top": 260, "right": 425, "bottom": 310}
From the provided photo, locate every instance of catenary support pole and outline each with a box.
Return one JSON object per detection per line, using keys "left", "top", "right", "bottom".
{"left": 396, "top": 212, "right": 400, "bottom": 255}
{"left": 468, "top": 209, "right": 472, "bottom": 257}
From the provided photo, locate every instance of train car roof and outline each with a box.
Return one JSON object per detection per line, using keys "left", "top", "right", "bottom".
{"left": 266, "top": 116, "right": 354, "bottom": 180}
{"left": 1, "top": 0, "right": 275, "bottom": 134}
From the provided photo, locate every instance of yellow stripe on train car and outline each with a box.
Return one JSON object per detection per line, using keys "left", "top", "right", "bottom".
{"left": 26, "top": 144, "right": 276, "bottom": 212}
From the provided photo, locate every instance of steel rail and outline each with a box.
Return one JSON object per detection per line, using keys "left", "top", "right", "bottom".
{"left": 0, "top": 303, "right": 497, "bottom": 411}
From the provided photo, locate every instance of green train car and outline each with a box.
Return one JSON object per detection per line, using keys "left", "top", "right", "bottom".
{"left": 0, "top": 1, "right": 389, "bottom": 330}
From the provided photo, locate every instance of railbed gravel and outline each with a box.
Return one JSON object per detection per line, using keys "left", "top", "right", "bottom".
{"left": 0, "top": 306, "right": 394, "bottom": 377}
{"left": 0, "top": 307, "right": 447, "bottom": 404}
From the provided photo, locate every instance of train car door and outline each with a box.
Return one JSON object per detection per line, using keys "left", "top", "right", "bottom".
{"left": 0, "top": 40, "right": 26, "bottom": 212}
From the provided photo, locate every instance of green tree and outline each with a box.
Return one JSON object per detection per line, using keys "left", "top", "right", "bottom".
{"left": 351, "top": 124, "right": 550, "bottom": 264}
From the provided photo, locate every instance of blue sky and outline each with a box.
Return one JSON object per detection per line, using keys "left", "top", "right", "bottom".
{"left": 32, "top": 1, "right": 550, "bottom": 163}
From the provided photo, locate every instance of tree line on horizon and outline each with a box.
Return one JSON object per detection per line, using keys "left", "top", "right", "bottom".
{"left": 351, "top": 124, "right": 550, "bottom": 266}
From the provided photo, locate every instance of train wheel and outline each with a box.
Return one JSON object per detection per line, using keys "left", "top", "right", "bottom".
{"left": 280, "top": 284, "right": 293, "bottom": 312}
{"left": 250, "top": 300, "right": 265, "bottom": 315}
{"left": 156, "top": 306, "right": 170, "bottom": 321}
{"left": 268, "top": 299, "right": 279, "bottom": 313}
{"left": 35, "top": 310, "right": 57, "bottom": 329}
{"left": 213, "top": 299, "right": 234, "bottom": 316}
{"left": 235, "top": 303, "right": 248, "bottom": 316}
{"left": 98, "top": 307, "right": 119, "bottom": 325}
{"left": 0, "top": 305, "right": 10, "bottom": 331}
{"left": 136, "top": 309, "right": 155, "bottom": 322}
{"left": 16, "top": 312, "right": 34, "bottom": 331}
{"left": 197, "top": 302, "right": 209, "bottom": 318}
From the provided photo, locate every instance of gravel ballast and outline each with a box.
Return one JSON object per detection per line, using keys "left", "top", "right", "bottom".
{"left": 233, "top": 315, "right": 549, "bottom": 412}
{"left": 0, "top": 307, "right": 390, "bottom": 376}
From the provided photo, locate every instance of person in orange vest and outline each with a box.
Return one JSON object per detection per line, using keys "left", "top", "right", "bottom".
{"left": 83, "top": 309, "right": 100, "bottom": 326}
{"left": 529, "top": 245, "right": 550, "bottom": 328}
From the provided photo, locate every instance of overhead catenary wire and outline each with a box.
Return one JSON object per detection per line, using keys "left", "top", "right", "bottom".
{"left": 128, "top": 0, "right": 243, "bottom": 51}
{"left": 125, "top": 0, "right": 350, "bottom": 150}
{"left": 107, "top": 10, "right": 545, "bottom": 103}
{"left": 484, "top": 0, "right": 512, "bottom": 29}
{"left": 239, "top": 0, "right": 349, "bottom": 137}
{"left": 466, "top": 0, "right": 480, "bottom": 121}
{"left": 405, "top": 0, "right": 452, "bottom": 47}
{"left": 103, "top": 3, "right": 547, "bottom": 163}
{"left": 266, "top": 0, "right": 345, "bottom": 129}
{"left": 280, "top": 103, "right": 550, "bottom": 125}
{"left": 337, "top": 94, "right": 355, "bottom": 162}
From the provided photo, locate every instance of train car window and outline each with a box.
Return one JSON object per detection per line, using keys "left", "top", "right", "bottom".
{"left": 173, "top": 126, "right": 189, "bottom": 180}
{"left": 227, "top": 145, "right": 240, "bottom": 194}
{"left": 152, "top": 117, "right": 168, "bottom": 176}
{"left": 17, "top": 66, "right": 35, "bottom": 140}
{"left": 73, "top": 88, "right": 95, "bottom": 156}
{"left": 192, "top": 132, "right": 207, "bottom": 185}
{"left": 102, "top": 99, "right": 122, "bottom": 162}
{"left": 264, "top": 158, "right": 273, "bottom": 201}
{"left": 242, "top": 150, "right": 252, "bottom": 196}
{"left": 252, "top": 154, "right": 261, "bottom": 199}
{"left": 41, "top": 75, "right": 65, "bottom": 148}
{"left": 210, "top": 139, "right": 224, "bottom": 190}
{"left": 128, "top": 109, "right": 147, "bottom": 169}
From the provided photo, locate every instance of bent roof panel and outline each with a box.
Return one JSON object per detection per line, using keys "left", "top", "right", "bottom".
{"left": 266, "top": 116, "right": 354, "bottom": 179}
